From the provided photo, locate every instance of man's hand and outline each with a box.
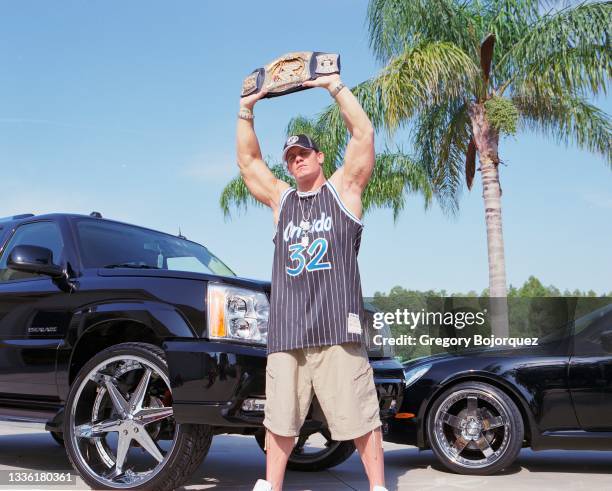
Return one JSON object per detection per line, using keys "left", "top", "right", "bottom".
{"left": 302, "top": 74, "right": 341, "bottom": 92}
{"left": 240, "top": 88, "right": 268, "bottom": 110}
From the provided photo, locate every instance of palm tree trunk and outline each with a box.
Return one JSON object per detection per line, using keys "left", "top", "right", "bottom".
{"left": 469, "top": 102, "right": 509, "bottom": 337}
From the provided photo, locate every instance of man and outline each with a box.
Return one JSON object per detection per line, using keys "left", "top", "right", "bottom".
{"left": 236, "top": 72, "right": 387, "bottom": 491}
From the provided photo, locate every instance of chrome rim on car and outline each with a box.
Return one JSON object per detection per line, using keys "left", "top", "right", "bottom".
{"left": 69, "top": 355, "right": 178, "bottom": 488}
{"left": 432, "top": 388, "right": 511, "bottom": 469}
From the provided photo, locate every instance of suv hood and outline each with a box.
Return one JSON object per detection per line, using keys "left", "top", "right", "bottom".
{"left": 97, "top": 268, "right": 271, "bottom": 294}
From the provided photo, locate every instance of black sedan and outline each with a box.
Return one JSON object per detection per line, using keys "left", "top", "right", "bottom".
{"left": 384, "top": 303, "right": 612, "bottom": 475}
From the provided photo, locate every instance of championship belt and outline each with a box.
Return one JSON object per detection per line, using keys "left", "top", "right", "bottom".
{"left": 241, "top": 51, "right": 341, "bottom": 99}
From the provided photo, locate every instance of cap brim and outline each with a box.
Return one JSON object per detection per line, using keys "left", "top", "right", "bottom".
{"left": 282, "top": 144, "right": 315, "bottom": 163}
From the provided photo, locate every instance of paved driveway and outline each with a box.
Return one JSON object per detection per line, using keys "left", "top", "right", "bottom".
{"left": 0, "top": 423, "right": 610, "bottom": 490}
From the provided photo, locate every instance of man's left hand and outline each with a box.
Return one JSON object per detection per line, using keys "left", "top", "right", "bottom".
{"left": 302, "top": 74, "right": 341, "bottom": 91}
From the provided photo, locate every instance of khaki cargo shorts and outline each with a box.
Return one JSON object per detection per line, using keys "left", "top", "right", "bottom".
{"left": 263, "top": 342, "right": 382, "bottom": 441}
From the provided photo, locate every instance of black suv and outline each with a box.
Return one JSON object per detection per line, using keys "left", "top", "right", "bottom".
{"left": 0, "top": 213, "right": 403, "bottom": 490}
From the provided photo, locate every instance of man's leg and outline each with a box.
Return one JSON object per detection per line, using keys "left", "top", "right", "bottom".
{"left": 310, "top": 343, "right": 386, "bottom": 490}
{"left": 265, "top": 429, "right": 295, "bottom": 491}
{"left": 259, "top": 349, "right": 312, "bottom": 490}
{"left": 353, "top": 426, "right": 385, "bottom": 490}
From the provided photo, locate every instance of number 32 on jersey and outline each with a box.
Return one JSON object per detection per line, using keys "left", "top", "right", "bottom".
{"left": 286, "top": 238, "right": 332, "bottom": 276}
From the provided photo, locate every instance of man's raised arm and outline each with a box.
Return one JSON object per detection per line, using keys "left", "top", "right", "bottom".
{"left": 303, "top": 74, "right": 375, "bottom": 218}
{"left": 236, "top": 91, "right": 289, "bottom": 216}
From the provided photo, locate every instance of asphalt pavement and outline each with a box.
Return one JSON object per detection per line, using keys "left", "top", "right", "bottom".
{"left": 0, "top": 422, "right": 610, "bottom": 490}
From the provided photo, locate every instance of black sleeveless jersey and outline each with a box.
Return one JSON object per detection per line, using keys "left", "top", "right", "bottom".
{"left": 267, "top": 180, "right": 365, "bottom": 354}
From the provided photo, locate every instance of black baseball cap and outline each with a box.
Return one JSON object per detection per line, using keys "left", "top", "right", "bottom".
{"left": 282, "top": 134, "right": 319, "bottom": 163}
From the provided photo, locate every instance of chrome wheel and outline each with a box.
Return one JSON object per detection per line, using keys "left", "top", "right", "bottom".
{"left": 68, "top": 354, "right": 177, "bottom": 488}
{"left": 432, "top": 388, "right": 512, "bottom": 469}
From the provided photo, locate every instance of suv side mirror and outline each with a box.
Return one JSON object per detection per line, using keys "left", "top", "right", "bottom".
{"left": 600, "top": 330, "right": 612, "bottom": 354}
{"left": 7, "top": 245, "right": 64, "bottom": 278}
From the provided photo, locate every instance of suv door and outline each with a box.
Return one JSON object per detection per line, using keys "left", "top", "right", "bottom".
{"left": 0, "top": 220, "right": 69, "bottom": 398}
{"left": 568, "top": 303, "right": 612, "bottom": 431}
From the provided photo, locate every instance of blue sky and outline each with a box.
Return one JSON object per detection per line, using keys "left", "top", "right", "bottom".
{"left": 0, "top": 1, "right": 610, "bottom": 295}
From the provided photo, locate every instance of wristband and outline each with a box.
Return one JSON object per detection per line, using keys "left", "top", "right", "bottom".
{"left": 330, "top": 82, "right": 346, "bottom": 98}
{"left": 238, "top": 107, "right": 254, "bottom": 120}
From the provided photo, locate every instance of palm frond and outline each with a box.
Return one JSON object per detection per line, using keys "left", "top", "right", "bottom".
{"left": 513, "top": 43, "right": 611, "bottom": 99}
{"left": 411, "top": 98, "right": 472, "bottom": 213}
{"left": 367, "top": 0, "right": 482, "bottom": 63}
{"left": 362, "top": 150, "right": 433, "bottom": 220}
{"left": 498, "top": 1, "right": 612, "bottom": 97}
{"left": 219, "top": 162, "right": 294, "bottom": 219}
{"left": 374, "top": 42, "right": 478, "bottom": 130}
{"left": 513, "top": 92, "right": 611, "bottom": 166}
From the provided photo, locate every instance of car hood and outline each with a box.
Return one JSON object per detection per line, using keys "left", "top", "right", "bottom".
{"left": 97, "top": 268, "right": 271, "bottom": 294}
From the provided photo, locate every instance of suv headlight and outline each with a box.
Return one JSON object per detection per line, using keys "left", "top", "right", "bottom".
{"left": 207, "top": 283, "right": 269, "bottom": 345}
{"left": 403, "top": 364, "right": 431, "bottom": 388}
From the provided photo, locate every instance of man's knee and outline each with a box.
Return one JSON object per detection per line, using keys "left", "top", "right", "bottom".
{"left": 264, "top": 428, "right": 296, "bottom": 453}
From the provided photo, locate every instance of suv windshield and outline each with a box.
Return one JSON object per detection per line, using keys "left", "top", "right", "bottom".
{"left": 75, "top": 218, "right": 235, "bottom": 277}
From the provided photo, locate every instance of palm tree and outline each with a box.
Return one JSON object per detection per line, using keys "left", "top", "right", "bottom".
{"left": 296, "top": 0, "right": 610, "bottom": 334}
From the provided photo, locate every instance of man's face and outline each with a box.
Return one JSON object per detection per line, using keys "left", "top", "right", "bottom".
{"left": 285, "top": 147, "right": 324, "bottom": 180}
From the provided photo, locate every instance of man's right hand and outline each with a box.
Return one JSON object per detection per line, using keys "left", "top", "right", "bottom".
{"left": 240, "top": 88, "right": 268, "bottom": 110}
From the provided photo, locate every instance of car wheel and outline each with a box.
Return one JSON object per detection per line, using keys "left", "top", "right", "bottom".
{"left": 255, "top": 428, "right": 355, "bottom": 472}
{"left": 426, "top": 381, "right": 523, "bottom": 475}
{"left": 49, "top": 431, "right": 65, "bottom": 447}
{"left": 63, "top": 342, "right": 212, "bottom": 490}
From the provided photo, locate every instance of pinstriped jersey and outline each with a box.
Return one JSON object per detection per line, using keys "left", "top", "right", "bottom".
{"left": 267, "top": 180, "right": 365, "bottom": 354}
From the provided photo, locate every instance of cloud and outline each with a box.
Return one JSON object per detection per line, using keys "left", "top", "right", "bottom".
{"left": 582, "top": 192, "right": 612, "bottom": 210}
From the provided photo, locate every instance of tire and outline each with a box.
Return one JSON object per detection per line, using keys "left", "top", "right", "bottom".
{"left": 426, "top": 381, "right": 523, "bottom": 475}
{"left": 49, "top": 431, "right": 65, "bottom": 447}
{"left": 255, "top": 428, "right": 356, "bottom": 472}
{"left": 63, "top": 342, "right": 212, "bottom": 490}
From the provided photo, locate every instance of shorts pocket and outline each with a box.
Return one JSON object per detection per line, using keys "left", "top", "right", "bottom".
{"left": 353, "top": 364, "right": 373, "bottom": 399}
{"left": 354, "top": 364, "right": 379, "bottom": 423}
{"left": 265, "top": 367, "right": 276, "bottom": 400}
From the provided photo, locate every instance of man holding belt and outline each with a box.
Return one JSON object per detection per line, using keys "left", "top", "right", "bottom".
{"left": 236, "top": 72, "right": 387, "bottom": 491}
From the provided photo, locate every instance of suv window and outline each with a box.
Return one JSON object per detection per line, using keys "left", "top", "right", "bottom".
{"left": 0, "top": 221, "right": 64, "bottom": 282}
